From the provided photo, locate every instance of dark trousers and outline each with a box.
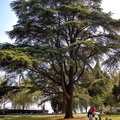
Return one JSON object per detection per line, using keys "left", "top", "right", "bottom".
{"left": 87, "top": 112, "right": 93, "bottom": 118}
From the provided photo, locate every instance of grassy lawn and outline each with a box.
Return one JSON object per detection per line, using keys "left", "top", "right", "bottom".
{"left": 101, "top": 115, "right": 120, "bottom": 120}
{"left": 0, "top": 114, "right": 120, "bottom": 120}
{"left": 0, "top": 115, "right": 87, "bottom": 120}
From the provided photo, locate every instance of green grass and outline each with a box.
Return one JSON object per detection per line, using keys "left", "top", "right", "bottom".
{"left": 0, "top": 115, "right": 120, "bottom": 120}
{"left": 101, "top": 115, "right": 120, "bottom": 120}
{"left": 0, "top": 116, "right": 60, "bottom": 120}
{"left": 0, "top": 115, "right": 86, "bottom": 120}
{"left": 0, "top": 115, "right": 62, "bottom": 120}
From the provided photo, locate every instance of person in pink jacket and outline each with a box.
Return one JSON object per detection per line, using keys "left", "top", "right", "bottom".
{"left": 87, "top": 105, "right": 96, "bottom": 118}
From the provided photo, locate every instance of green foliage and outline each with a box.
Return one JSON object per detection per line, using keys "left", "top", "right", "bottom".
{"left": 101, "top": 91, "right": 114, "bottom": 107}
{"left": 51, "top": 95, "right": 63, "bottom": 113}
{"left": 88, "top": 61, "right": 113, "bottom": 96}
{"left": 0, "top": 76, "right": 19, "bottom": 97}
{"left": 0, "top": 49, "right": 41, "bottom": 71}
{"left": 112, "top": 81, "right": 120, "bottom": 104}
{"left": 10, "top": 78, "right": 41, "bottom": 110}
{"left": 90, "top": 95, "right": 103, "bottom": 109}
{"left": 75, "top": 87, "right": 91, "bottom": 112}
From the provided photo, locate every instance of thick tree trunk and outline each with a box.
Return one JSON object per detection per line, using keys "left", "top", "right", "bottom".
{"left": 64, "top": 66, "right": 74, "bottom": 119}
{"left": 62, "top": 94, "right": 66, "bottom": 113}
{"left": 64, "top": 95, "right": 74, "bottom": 118}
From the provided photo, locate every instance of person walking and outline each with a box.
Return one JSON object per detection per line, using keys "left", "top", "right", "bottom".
{"left": 42, "top": 105, "right": 45, "bottom": 115}
{"left": 55, "top": 104, "right": 58, "bottom": 114}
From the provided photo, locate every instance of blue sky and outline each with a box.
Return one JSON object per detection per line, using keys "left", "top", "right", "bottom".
{"left": 0, "top": 0, "right": 120, "bottom": 44}
{"left": 0, "top": 0, "right": 18, "bottom": 43}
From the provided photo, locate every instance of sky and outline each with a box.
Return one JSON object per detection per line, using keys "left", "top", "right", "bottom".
{"left": 0, "top": 0, "right": 120, "bottom": 112}
{"left": 0, "top": 0, "right": 18, "bottom": 43}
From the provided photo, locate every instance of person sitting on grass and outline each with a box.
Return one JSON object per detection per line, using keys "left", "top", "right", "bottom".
{"left": 87, "top": 105, "right": 96, "bottom": 118}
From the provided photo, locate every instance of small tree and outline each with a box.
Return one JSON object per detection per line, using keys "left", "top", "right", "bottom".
{"left": 0, "top": 77, "right": 13, "bottom": 116}
{"left": 10, "top": 79, "right": 41, "bottom": 110}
